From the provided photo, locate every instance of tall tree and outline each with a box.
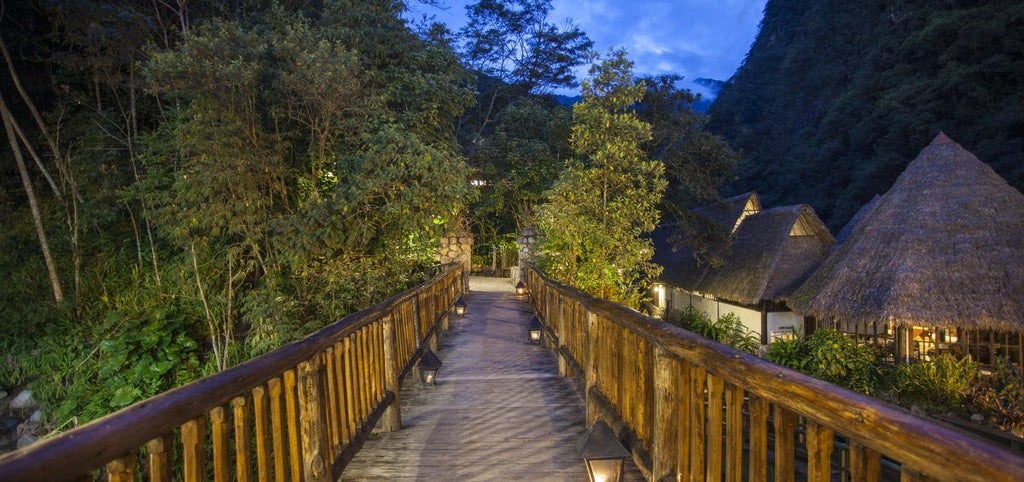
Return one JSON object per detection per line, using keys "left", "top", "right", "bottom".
{"left": 458, "top": 0, "right": 593, "bottom": 139}
{"left": 537, "top": 49, "right": 666, "bottom": 308}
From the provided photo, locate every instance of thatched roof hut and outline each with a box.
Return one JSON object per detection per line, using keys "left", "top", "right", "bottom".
{"left": 789, "top": 133, "right": 1024, "bottom": 330}
{"left": 651, "top": 192, "right": 762, "bottom": 291}
{"left": 699, "top": 205, "right": 834, "bottom": 305}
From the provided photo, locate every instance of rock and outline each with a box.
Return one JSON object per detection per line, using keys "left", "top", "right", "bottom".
{"left": 0, "top": 390, "right": 8, "bottom": 400}
{"left": 9, "top": 390, "right": 35, "bottom": 410}
{"left": 28, "top": 410, "right": 42, "bottom": 424}
{"left": 0, "top": 415, "right": 19, "bottom": 433}
{"left": 970, "top": 413, "right": 986, "bottom": 423}
{"left": 16, "top": 433, "right": 38, "bottom": 449}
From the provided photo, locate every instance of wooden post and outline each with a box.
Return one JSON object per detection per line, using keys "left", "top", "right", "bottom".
{"left": 210, "top": 406, "right": 230, "bottom": 482}
{"left": 412, "top": 297, "right": 423, "bottom": 349}
{"left": 231, "top": 397, "right": 252, "bottom": 482}
{"left": 297, "top": 359, "right": 329, "bottom": 482}
{"left": 105, "top": 454, "right": 135, "bottom": 482}
{"left": 146, "top": 436, "right": 172, "bottom": 482}
{"left": 651, "top": 346, "right": 678, "bottom": 481}
{"left": 382, "top": 315, "right": 403, "bottom": 432}
{"left": 180, "top": 417, "right": 206, "bottom": 482}
{"left": 585, "top": 310, "right": 599, "bottom": 425}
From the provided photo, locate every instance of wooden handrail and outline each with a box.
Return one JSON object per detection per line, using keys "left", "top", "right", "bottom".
{"left": 0, "top": 264, "right": 465, "bottom": 482}
{"left": 525, "top": 267, "right": 1024, "bottom": 482}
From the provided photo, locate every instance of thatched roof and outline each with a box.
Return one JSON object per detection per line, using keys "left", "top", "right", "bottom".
{"left": 698, "top": 205, "right": 834, "bottom": 305}
{"left": 789, "top": 133, "right": 1024, "bottom": 330}
{"left": 694, "top": 191, "right": 761, "bottom": 234}
{"left": 835, "top": 194, "right": 880, "bottom": 245}
{"left": 652, "top": 192, "right": 762, "bottom": 291}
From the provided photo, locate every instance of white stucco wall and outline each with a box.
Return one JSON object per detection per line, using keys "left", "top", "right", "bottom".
{"left": 665, "top": 286, "right": 805, "bottom": 344}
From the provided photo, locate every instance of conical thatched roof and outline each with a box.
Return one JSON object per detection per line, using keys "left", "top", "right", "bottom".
{"left": 835, "top": 194, "right": 880, "bottom": 245}
{"left": 652, "top": 192, "right": 762, "bottom": 291}
{"left": 699, "top": 205, "right": 834, "bottom": 305}
{"left": 789, "top": 133, "right": 1024, "bottom": 330}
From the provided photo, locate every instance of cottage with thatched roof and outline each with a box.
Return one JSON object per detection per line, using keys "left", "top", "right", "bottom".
{"left": 652, "top": 193, "right": 834, "bottom": 344}
{"left": 789, "top": 133, "right": 1024, "bottom": 367}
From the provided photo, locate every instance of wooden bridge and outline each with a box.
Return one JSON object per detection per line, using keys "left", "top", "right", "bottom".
{"left": 0, "top": 264, "right": 1023, "bottom": 481}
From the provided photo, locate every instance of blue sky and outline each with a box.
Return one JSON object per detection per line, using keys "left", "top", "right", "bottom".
{"left": 405, "top": 0, "right": 767, "bottom": 97}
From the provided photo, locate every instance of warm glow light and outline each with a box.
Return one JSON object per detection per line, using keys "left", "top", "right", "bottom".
{"left": 515, "top": 281, "right": 527, "bottom": 296}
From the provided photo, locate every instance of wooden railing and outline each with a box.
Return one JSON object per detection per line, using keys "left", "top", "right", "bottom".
{"left": 524, "top": 267, "right": 1024, "bottom": 482}
{"left": 0, "top": 264, "right": 465, "bottom": 482}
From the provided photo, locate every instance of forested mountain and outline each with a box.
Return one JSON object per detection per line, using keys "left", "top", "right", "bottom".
{"left": 708, "top": 0, "right": 1024, "bottom": 231}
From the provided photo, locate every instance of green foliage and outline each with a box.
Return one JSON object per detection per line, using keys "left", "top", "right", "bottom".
{"left": 891, "top": 354, "right": 978, "bottom": 409}
{"left": 763, "top": 329, "right": 879, "bottom": 394}
{"left": 765, "top": 335, "right": 809, "bottom": 371}
{"left": 709, "top": 0, "right": 1024, "bottom": 231}
{"left": 673, "top": 308, "right": 760, "bottom": 354}
{"left": 537, "top": 50, "right": 667, "bottom": 308}
{"left": 968, "top": 358, "right": 1024, "bottom": 435}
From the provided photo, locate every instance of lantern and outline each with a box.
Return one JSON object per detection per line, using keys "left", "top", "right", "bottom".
{"left": 515, "top": 280, "right": 527, "bottom": 296}
{"left": 528, "top": 316, "right": 544, "bottom": 344}
{"left": 417, "top": 349, "right": 442, "bottom": 385}
{"left": 577, "top": 420, "right": 629, "bottom": 482}
{"left": 454, "top": 296, "right": 467, "bottom": 316}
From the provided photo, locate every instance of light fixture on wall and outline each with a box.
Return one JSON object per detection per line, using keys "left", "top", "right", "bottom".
{"left": 454, "top": 296, "right": 467, "bottom": 316}
{"left": 577, "top": 420, "right": 630, "bottom": 482}
{"left": 515, "top": 280, "right": 527, "bottom": 296}
{"left": 417, "top": 349, "right": 442, "bottom": 385}
{"left": 528, "top": 316, "right": 544, "bottom": 344}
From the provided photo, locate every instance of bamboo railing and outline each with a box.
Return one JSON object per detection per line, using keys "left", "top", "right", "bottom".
{"left": 524, "top": 267, "right": 1024, "bottom": 482}
{"left": 0, "top": 264, "right": 464, "bottom": 482}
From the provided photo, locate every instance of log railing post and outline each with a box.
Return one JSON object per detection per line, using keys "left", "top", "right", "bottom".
{"left": 557, "top": 294, "right": 570, "bottom": 377}
{"left": 585, "top": 310, "right": 599, "bottom": 425}
{"left": 104, "top": 454, "right": 135, "bottom": 482}
{"left": 651, "top": 346, "right": 678, "bottom": 481}
{"left": 382, "top": 314, "right": 402, "bottom": 432}
{"left": 412, "top": 297, "right": 423, "bottom": 349}
{"left": 297, "top": 359, "right": 329, "bottom": 482}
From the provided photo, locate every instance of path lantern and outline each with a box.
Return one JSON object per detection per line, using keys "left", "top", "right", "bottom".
{"left": 417, "top": 349, "right": 442, "bottom": 385}
{"left": 454, "top": 296, "right": 467, "bottom": 316}
{"left": 577, "top": 420, "right": 630, "bottom": 482}
{"left": 515, "top": 280, "right": 527, "bottom": 296}
{"left": 528, "top": 316, "right": 544, "bottom": 344}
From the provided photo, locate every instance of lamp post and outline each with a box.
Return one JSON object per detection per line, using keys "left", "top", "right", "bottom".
{"left": 515, "top": 280, "right": 527, "bottom": 296}
{"left": 528, "top": 316, "right": 543, "bottom": 344}
{"left": 577, "top": 420, "right": 629, "bottom": 482}
{"left": 454, "top": 295, "right": 467, "bottom": 316}
{"left": 417, "top": 348, "right": 442, "bottom": 385}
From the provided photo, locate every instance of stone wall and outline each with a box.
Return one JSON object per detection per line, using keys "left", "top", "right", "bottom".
{"left": 515, "top": 226, "right": 541, "bottom": 284}
{"left": 440, "top": 232, "right": 472, "bottom": 289}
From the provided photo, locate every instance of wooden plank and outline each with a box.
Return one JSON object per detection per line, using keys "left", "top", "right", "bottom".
{"left": 251, "top": 386, "right": 272, "bottom": 482}
{"left": 324, "top": 346, "right": 340, "bottom": 453}
{"left": 232, "top": 397, "right": 252, "bottom": 482}
{"left": 651, "top": 347, "right": 678, "bottom": 480}
{"left": 283, "top": 369, "right": 301, "bottom": 482}
{"left": 210, "top": 405, "right": 230, "bottom": 482}
{"left": 297, "top": 359, "right": 329, "bottom": 482}
{"left": 689, "top": 364, "right": 707, "bottom": 482}
{"left": 725, "top": 383, "right": 744, "bottom": 482}
{"left": 382, "top": 315, "right": 402, "bottom": 432}
{"left": 848, "top": 441, "right": 881, "bottom": 482}
{"left": 707, "top": 373, "right": 724, "bottom": 482}
{"left": 146, "top": 435, "right": 172, "bottom": 482}
{"left": 104, "top": 454, "right": 135, "bottom": 482}
{"left": 267, "top": 377, "right": 287, "bottom": 482}
{"left": 181, "top": 417, "right": 206, "bottom": 482}
{"left": 806, "top": 420, "right": 834, "bottom": 482}
{"left": 333, "top": 341, "right": 350, "bottom": 445}
{"left": 774, "top": 406, "right": 797, "bottom": 482}
{"left": 677, "top": 359, "right": 692, "bottom": 481}
{"left": 343, "top": 336, "right": 357, "bottom": 440}
{"left": 747, "top": 396, "right": 768, "bottom": 482}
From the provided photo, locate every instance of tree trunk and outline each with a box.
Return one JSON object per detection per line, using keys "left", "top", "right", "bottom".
{"left": 1, "top": 96, "right": 64, "bottom": 303}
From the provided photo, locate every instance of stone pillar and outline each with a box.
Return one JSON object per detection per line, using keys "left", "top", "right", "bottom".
{"left": 440, "top": 230, "right": 472, "bottom": 291}
{"left": 515, "top": 226, "right": 540, "bottom": 284}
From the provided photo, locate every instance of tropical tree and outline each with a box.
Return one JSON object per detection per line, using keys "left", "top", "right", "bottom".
{"left": 536, "top": 49, "right": 666, "bottom": 307}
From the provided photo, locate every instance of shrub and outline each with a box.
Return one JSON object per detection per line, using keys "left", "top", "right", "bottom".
{"left": 765, "top": 335, "right": 808, "bottom": 371}
{"left": 804, "top": 329, "right": 880, "bottom": 394}
{"left": 673, "top": 308, "right": 761, "bottom": 354}
{"left": 891, "top": 354, "right": 978, "bottom": 409}
{"left": 968, "top": 357, "right": 1024, "bottom": 436}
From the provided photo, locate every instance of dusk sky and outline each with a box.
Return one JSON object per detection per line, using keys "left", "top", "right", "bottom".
{"left": 406, "top": 0, "right": 768, "bottom": 97}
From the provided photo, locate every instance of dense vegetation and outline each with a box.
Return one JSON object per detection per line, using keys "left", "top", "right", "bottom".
{"left": 0, "top": 0, "right": 473, "bottom": 426}
{"left": 0, "top": 0, "right": 734, "bottom": 433}
{"left": 709, "top": 0, "right": 1024, "bottom": 230}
